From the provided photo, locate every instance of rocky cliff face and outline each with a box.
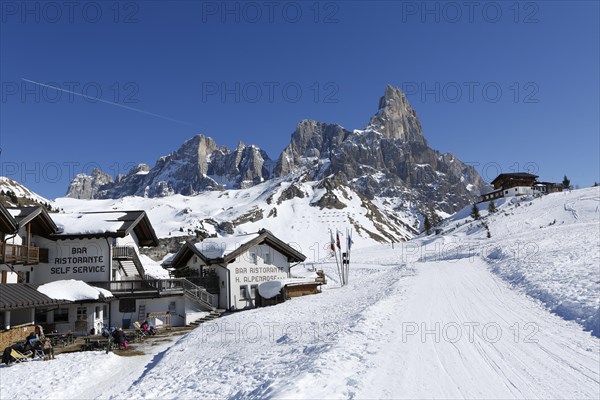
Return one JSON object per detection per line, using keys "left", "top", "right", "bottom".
{"left": 66, "top": 85, "right": 487, "bottom": 225}
{"left": 67, "top": 135, "right": 272, "bottom": 198}
{"left": 66, "top": 169, "right": 113, "bottom": 199}
{"left": 272, "top": 85, "right": 486, "bottom": 214}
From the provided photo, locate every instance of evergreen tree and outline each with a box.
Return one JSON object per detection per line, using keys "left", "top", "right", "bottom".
{"left": 562, "top": 175, "right": 571, "bottom": 189}
{"left": 423, "top": 216, "right": 432, "bottom": 235}
{"left": 427, "top": 203, "right": 441, "bottom": 226}
{"left": 470, "top": 203, "right": 480, "bottom": 220}
{"left": 593, "top": 182, "right": 599, "bottom": 187}
{"left": 488, "top": 201, "right": 496, "bottom": 213}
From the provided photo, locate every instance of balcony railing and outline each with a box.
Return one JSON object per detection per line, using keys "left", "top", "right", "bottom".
{"left": 88, "top": 278, "right": 217, "bottom": 310}
{"left": 0, "top": 243, "right": 45, "bottom": 264}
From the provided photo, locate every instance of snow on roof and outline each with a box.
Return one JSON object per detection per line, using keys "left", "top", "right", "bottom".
{"left": 52, "top": 212, "right": 128, "bottom": 235}
{"left": 139, "top": 254, "right": 170, "bottom": 279}
{"left": 37, "top": 280, "right": 112, "bottom": 301}
{"left": 194, "top": 233, "right": 260, "bottom": 259}
{"left": 257, "top": 278, "right": 318, "bottom": 299}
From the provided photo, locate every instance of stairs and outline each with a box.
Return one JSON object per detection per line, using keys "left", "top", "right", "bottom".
{"left": 189, "top": 310, "right": 225, "bottom": 326}
{"left": 118, "top": 260, "right": 139, "bottom": 278}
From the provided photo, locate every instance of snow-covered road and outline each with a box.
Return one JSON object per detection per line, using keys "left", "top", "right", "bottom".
{"left": 2, "top": 255, "right": 598, "bottom": 399}
{"left": 354, "top": 258, "right": 599, "bottom": 399}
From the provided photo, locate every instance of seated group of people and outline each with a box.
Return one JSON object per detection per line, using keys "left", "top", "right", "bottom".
{"left": 1, "top": 325, "right": 54, "bottom": 365}
{"left": 101, "top": 326, "right": 129, "bottom": 349}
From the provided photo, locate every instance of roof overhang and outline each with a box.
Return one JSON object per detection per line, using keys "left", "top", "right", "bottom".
{"left": 0, "top": 203, "right": 18, "bottom": 235}
{"left": 0, "top": 284, "right": 71, "bottom": 311}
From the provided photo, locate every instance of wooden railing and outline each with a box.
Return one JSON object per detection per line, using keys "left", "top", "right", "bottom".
{"left": 0, "top": 243, "right": 41, "bottom": 264}
{"left": 88, "top": 278, "right": 217, "bottom": 310}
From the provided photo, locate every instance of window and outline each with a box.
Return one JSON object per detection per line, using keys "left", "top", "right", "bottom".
{"left": 35, "top": 309, "right": 47, "bottom": 323}
{"left": 119, "top": 298, "right": 136, "bottom": 313}
{"left": 264, "top": 253, "right": 271, "bottom": 265}
{"left": 54, "top": 308, "right": 69, "bottom": 323}
{"left": 193, "top": 256, "right": 198, "bottom": 264}
{"left": 251, "top": 284, "right": 258, "bottom": 299}
{"left": 16, "top": 271, "right": 29, "bottom": 284}
{"left": 240, "top": 285, "right": 249, "bottom": 299}
{"left": 168, "top": 301, "right": 177, "bottom": 313}
{"left": 505, "top": 190, "right": 509, "bottom": 194}
{"left": 250, "top": 253, "right": 258, "bottom": 265}
{"left": 77, "top": 306, "right": 88, "bottom": 321}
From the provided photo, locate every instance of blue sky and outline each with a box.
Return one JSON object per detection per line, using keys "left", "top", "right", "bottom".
{"left": 1, "top": 0, "right": 598, "bottom": 199}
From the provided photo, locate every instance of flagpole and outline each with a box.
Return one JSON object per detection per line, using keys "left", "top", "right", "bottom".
{"left": 330, "top": 229, "right": 343, "bottom": 286}
{"left": 336, "top": 229, "right": 345, "bottom": 286}
{"left": 347, "top": 228, "right": 352, "bottom": 282}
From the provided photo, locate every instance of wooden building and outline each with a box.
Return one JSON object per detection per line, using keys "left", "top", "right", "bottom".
{"left": 480, "top": 173, "right": 563, "bottom": 202}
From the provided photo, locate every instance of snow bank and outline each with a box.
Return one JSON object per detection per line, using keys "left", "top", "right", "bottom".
{"left": 38, "top": 280, "right": 112, "bottom": 301}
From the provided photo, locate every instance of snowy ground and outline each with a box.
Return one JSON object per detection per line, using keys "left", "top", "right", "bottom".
{"left": 2, "top": 255, "right": 598, "bottom": 399}
{"left": 2, "top": 188, "right": 598, "bottom": 399}
{"left": 433, "top": 187, "right": 600, "bottom": 336}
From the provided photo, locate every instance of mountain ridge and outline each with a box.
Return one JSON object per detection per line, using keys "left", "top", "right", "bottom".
{"left": 64, "top": 85, "right": 487, "bottom": 241}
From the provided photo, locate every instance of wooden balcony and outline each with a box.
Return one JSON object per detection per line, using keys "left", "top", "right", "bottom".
{"left": 0, "top": 243, "right": 47, "bottom": 265}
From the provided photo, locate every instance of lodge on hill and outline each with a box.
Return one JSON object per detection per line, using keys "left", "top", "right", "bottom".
{"left": 480, "top": 173, "right": 563, "bottom": 202}
{"left": 1, "top": 204, "right": 312, "bottom": 338}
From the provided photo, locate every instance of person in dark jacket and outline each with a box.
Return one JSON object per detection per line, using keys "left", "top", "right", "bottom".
{"left": 112, "top": 327, "right": 128, "bottom": 349}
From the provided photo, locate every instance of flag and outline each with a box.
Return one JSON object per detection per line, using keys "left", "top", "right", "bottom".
{"left": 330, "top": 231, "right": 335, "bottom": 253}
{"left": 347, "top": 230, "right": 353, "bottom": 251}
{"left": 336, "top": 231, "right": 341, "bottom": 249}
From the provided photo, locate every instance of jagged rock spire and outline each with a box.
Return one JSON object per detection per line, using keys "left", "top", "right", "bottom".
{"left": 366, "top": 85, "right": 427, "bottom": 145}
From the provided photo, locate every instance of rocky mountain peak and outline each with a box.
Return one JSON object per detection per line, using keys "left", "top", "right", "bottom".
{"left": 366, "top": 84, "right": 426, "bottom": 145}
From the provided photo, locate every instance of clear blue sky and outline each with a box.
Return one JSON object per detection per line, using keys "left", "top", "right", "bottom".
{"left": 1, "top": 0, "right": 598, "bottom": 199}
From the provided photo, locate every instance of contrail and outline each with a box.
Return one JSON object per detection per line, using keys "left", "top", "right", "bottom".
{"left": 22, "top": 78, "right": 194, "bottom": 126}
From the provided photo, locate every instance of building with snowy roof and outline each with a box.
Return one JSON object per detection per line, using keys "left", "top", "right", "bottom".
{"left": 168, "top": 229, "right": 307, "bottom": 311}
{"left": 480, "top": 173, "right": 563, "bottom": 202}
{"left": 1, "top": 205, "right": 227, "bottom": 333}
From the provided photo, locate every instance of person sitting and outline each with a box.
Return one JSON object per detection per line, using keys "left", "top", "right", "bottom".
{"left": 141, "top": 321, "right": 156, "bottom": 336}
{"left": 24, "top": 332, "right": 39, "bottom": 358}
{"left": 112, "top": 327, "right": 128, "bottom": 349}
{"left": 35, "top": 325, "right": 45, "bottom": 340}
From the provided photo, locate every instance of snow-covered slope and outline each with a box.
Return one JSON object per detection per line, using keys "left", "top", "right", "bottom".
{"left": 424, "top": 187, "right": 600, "bottom": 336}
{"left": 0, "top": 176, "right": 51, "bottom": 205}
{"left": 54, "top": 177, "right": 420, "bottom": 255}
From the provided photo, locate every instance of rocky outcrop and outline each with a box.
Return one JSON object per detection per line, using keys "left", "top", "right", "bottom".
{"left": 66, "top": 169, "right": 113, "bottom": 199}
